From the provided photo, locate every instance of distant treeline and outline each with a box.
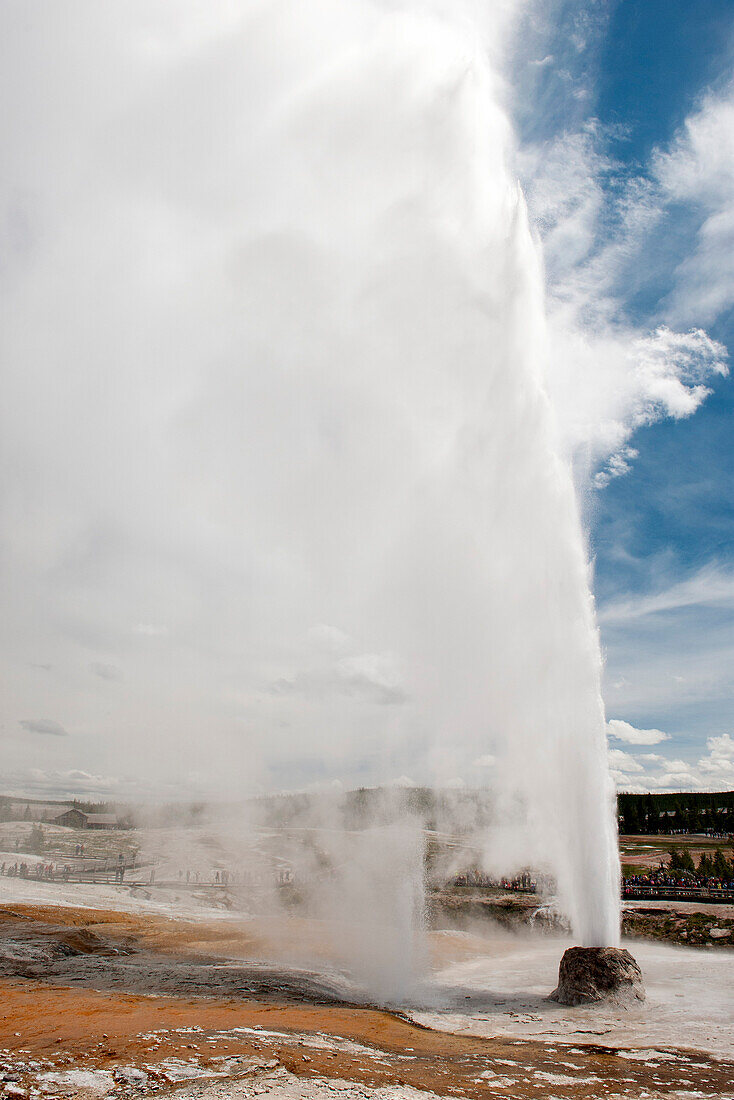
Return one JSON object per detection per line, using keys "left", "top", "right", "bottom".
{"left": 126, "top": 786, "right": 495, "bottom": 830}
{"left": 4, "top": 787, "right": 733, "bottom": 837}
{"left": 618, "top": 790, "right": 734, "bottom": 835}
{"left": 252, "top": 786, "right": 494, "bottom": 832}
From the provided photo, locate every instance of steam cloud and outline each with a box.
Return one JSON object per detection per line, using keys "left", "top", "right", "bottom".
{"left": 1, "top": 1, "right": 625, "bottom": 950}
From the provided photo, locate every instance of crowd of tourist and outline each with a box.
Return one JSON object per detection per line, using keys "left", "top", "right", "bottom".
{"left": 623, "top": 870, "right": 734, "bottom": 893}
{"left": 623, "top": 847, "right": 734, "bottom": 895}
{"left": 0, "top": 858, "right": 275, "bottom": 889}
{"left": 1, "top": 861, "right": 75, "bottom": 880}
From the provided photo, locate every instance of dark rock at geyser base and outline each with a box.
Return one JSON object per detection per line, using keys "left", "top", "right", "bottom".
{"left": 549, "top": 946, "right": 645, "bottom": 1006}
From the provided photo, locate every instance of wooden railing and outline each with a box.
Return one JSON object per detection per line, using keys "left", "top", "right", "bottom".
{"left": 623, "top": 884, "right": 734, "bottom": 902}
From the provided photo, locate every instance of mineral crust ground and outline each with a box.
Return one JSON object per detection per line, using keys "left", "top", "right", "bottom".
{"left": 0, "top": 903, "right": 732, "bottom": 1099}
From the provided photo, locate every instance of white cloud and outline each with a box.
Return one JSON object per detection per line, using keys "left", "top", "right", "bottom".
{"left": 655, "top": 760, "right": 703, "bottom": 790}
{"left": 627, "top": 326, "right": 726, "bottom": 419}
{"left": 607, "top": 718, "right": 670, "bottom": 746}
{"left": 655, "top": 91, "right": 734, "bottom": 202}
{"left": 608, "top": 736, "right": 734, "bottom": 793}
{"left": 654, "top": 85, "right": 734, "bottom": 323}
{"left": 520, "top": 109, "right": 729, "bottom": 489}
{"left": 607, "top": 747, "right": 644, "bottom": 773}
{"left": 659, "top": 758, "right": 694, "bottom": 777}
{"left": 593, "top": 445, "right": 637, "bottom": 489}
{"left": 698, "top": 733, "right": 734, "bottom": 785}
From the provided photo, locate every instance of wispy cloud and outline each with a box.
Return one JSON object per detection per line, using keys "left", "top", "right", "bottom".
{"left": 600, "top": 562, "right": 734, "bottom": 623}
{"left": 600, "top": 556, "right": 734, "bottom": 746}
{"left": 19, "top": 718, "right": 68, "bottom": 737}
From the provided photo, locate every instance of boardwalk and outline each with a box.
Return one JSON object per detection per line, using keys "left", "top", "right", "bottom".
{"left": 623, "top": 884, "right": 734, "bottom": 903}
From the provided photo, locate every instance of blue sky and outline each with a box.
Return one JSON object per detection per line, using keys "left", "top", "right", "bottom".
{"left": 513, "top": 0, "right": 734, "bottom": 790}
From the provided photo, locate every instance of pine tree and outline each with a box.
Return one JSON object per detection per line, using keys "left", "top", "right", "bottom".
{"left": 678, "top": 848, "right": 695, "bottom": 874}
{"left": 712, "top": 849, "right": 732, "bottom": 880}
{"left": 28, "top": 824, "right": 45, "bottom": 855}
